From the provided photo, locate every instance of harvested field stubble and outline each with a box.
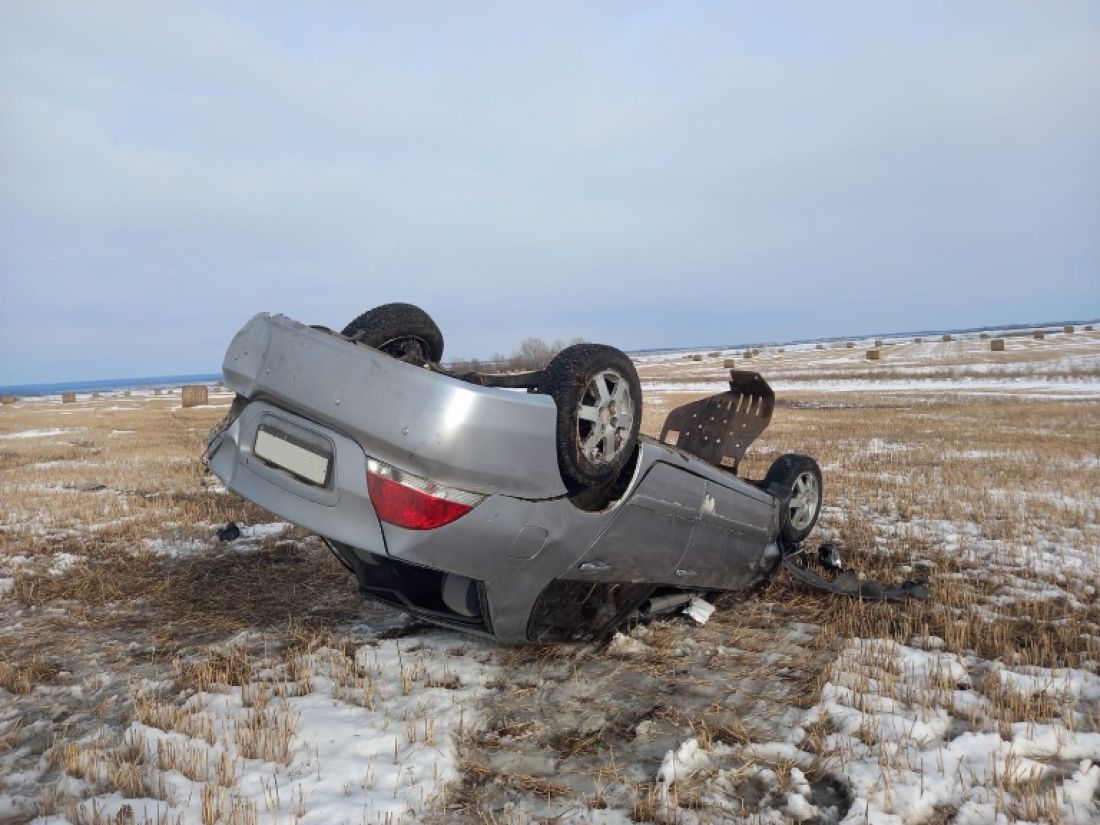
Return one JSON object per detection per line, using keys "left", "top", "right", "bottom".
{"left": 2, "top": 328, "right": 1099, "bottom": 824}
{"left": 627, "top": 330, "right": 1100, "bottom": 820}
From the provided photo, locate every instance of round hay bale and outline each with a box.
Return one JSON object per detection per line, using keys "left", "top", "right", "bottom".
{"left": 1085, "top": 324, "right": 1094, "bottom": 331}
{"left": 1, "top": 395, "right": 16, "bottom": 405}
{"left": 707, "top": 351, "right": 721, "bottom": 358}
{"left": 743, "top": 350, "right": 753, "bottom": 359}
{"left": 979, "top": 332, "right": 989, "bottom": 339}
{"left": 1033, "top": 331, "right": 1045, "bottom": 340}
{"left": 866, "top": 349, "right": 881, "bottom": 361}
{"left": 723, "top": 358, "right": 735, "bottom": 368}
{"left": 62, "top": 392, "right": 76, "bottom": 404}
{"left": 914, "top": 337, "right": 923, "bottom": 344}
{"left": 874, "top": 339, "right": 883, "bottom": 347}
{"left": 941, "top": 334, "right": 952, "bottom": 342}
{"left": 845, "top": 341, "right": 854, "bottom": 348}
{"left": 1063, "top": 325, "right": 1074, "bottom": 334}
{"left": 991, "top": 339, "right": 1005, "bottom": 351}
{"left": 691, "top": 354, "right": 703, "bottom": 362}
{"left": 815, "top": 344, "right": 825, "bottom": 350}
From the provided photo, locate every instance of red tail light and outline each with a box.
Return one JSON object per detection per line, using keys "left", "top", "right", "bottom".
{"left": 366, "top": 459, "right": 484, "bottom": 530}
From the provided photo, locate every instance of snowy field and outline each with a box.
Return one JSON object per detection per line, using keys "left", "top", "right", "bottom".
{"left": 1, "top": 325, "right": 1098, "bottom": 824}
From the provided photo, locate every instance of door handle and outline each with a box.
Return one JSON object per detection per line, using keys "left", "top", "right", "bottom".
{"left": 675, "top": 568, "right": 698, "bottom": 578}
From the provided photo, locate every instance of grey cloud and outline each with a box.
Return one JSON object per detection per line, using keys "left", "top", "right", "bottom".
{"left": 1, "top": 1, "right": 1098, "bottom": 383}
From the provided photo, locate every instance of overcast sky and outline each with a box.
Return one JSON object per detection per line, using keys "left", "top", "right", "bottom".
{"left": 2, "top": 2, "right": 1098, "bottom": 384}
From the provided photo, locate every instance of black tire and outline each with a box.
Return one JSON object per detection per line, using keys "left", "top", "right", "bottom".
{"left": 764, "top": 454, "right": 823, "bottom": 546}
{"left": 541, "top": 344, "right": 642, "bottom": 491}
{"left": 341, "top": 303, "right": 444, "bottom": 363}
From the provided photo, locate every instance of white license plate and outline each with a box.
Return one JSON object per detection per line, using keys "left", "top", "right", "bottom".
{"left": 254, "top": 427, "right": 330, "bottom": 485}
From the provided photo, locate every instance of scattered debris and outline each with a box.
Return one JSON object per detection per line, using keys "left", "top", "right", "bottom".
{"left": 216, "top": 521, "right": 241, "bottom": 542}
{"left": 684, "top": 596, "right": 716, "bottom": 624}
{"left": 783, "top": 550, "right": 930, "bottom": 602}
{"left": 817, "top": 542, "right": 844, "bottom": 572}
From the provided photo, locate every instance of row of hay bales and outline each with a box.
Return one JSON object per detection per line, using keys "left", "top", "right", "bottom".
{"left": 865, "top": 327, "right": 1094, "bottom": 360}
{"left": 863, "top": 337, "right": 1009, "bottom": 359}
{"left": 1033, "top": 325, "right": 1086, "bottom": 338}
{"left": 718, "top": 349, "right": 758, "bottom": 365}
{"left": 50, "top": 385, "right": 211, "bottom": 407}
{"left": 689, "top": 348, "right": 764, "bottom": 363}
{"left": 681, "top": 324, "right": 1095, "bottom": 366}
{"left": 996, "top": 325, "right": 1091, "bottom": 342}
{"left": 988, "top": 324, "right": 1090, "bottom": 349}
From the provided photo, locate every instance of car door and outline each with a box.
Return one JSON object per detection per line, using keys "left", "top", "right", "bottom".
{"left": 672, "top": 478, "right": 775, "bottom": 589}
{"left": 568, "top": 461, "right": 703, "bottom": 584}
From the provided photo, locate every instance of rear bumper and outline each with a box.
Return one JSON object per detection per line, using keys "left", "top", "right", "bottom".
{"left": 207, "top": 399, "right": 389, "bottom": 556}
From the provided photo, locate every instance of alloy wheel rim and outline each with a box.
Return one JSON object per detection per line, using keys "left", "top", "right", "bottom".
{"left": 575, "top": 369, "right": 634, "bottom": 464}
{"left": 789, "top": 472, "right": 820, "bottom": 530}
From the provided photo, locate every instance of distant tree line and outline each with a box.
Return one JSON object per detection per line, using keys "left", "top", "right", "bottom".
{"left": 447, "top": 336, "right": 585, "bottom": 374}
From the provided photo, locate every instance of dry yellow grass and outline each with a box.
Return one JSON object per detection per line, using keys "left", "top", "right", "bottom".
{"left": 2, "top": 331, "right": 1098, "bottom": 822}
{"left": 0, "top": 392, "right": 376, "bottom": 822}
{"left": 0, "top": 652, "right": 59, "bottom": 694}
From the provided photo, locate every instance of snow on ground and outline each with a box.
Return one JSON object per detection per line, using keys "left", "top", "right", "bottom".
{"left": 142, "top": 524, "right": 290, "bottom": 557}
{"left": 46, "top": 553, "right": 83, "bottom": 575}
{"left": 800, "top": 638, "right": 1100, "bottom": 824}
{"left": 239, "top": 522, "right": 292, "bottom": 541}
{"left": 638, "top": 327, "right": 1100, "bottom": 399}
{"left": 2, "top": 323, "right": 1098, "bottom": 824}
{"left": 547, "top": 636, "right": 1100, "bottom": 825}
{"left": 643, "top": 378, "right": 1100, "bottom": 397}
{"left": 24, "top": 633, "right": 499, "bottom": 825}
{"left": 141, "top": 536, "right": 211, "bottom": 558}
{"left": 0, "top": 428, "right": 81, "bottom": 440}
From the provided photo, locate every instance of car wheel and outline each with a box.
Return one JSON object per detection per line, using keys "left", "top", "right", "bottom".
{"left": 765, "top": 454, "right": 823, "bottom": 545}
{"left": 541, "top": 344, "right": 642, "bottom": 491}
{"left": 341, "top": 303, "right": 444, "bottom": 364}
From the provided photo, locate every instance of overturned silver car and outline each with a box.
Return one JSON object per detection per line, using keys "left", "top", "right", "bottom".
{"left": 205, "top": 304, "right": 824, "bottom": 643}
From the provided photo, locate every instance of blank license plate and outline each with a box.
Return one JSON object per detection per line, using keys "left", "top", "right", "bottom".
{"left": 254, "top": 426, "right": 331, "bottom": 486}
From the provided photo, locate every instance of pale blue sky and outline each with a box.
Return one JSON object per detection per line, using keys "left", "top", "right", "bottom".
{"left": 2, "top": 1, "right": 1098, "bottom": 383}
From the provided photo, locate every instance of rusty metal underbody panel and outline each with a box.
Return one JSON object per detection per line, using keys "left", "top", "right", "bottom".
{"left": 659, "top": 370, "right": 775, "bottom": 473}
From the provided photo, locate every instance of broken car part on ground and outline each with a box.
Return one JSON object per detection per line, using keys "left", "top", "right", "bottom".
{"left": 205, "top": 303, "right": 910, "bottom": 643}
